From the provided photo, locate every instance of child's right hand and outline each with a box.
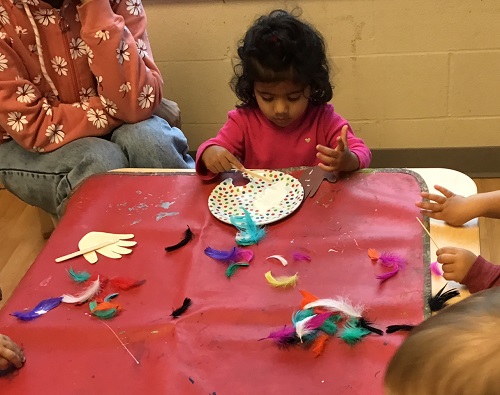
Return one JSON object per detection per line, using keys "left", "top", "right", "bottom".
{"left": 201, "top": 146, "right": 243, "bottom": 174}
{"left": 416, "top": 185, "right": 475, "bottom": 226}
{"left": 436, "top": 246, "right": 477, "bottom": 283}
{"left": 0, "top": 335, "right": 25, "bottom": 370}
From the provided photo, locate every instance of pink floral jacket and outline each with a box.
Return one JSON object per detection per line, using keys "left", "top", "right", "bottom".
{"left": 0, "top": 0, "right": 162, "bottom": 152}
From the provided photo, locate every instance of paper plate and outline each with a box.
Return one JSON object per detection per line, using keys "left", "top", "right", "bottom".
{"left": 208, "top": 170, "right": 304, "bottom": 225}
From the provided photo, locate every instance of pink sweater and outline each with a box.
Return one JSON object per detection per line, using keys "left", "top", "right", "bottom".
{"left": 462, "top": 255, "right": 500, "bottom": 293}
{"left": 0, "top": 0, "right": 162, "bottom": 152}
{"left": 196, "top": 104, "right": 371, "bottom": 179}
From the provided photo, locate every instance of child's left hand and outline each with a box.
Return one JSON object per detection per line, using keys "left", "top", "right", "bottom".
{"left": 316, "top": 125, "right": 360, "bottom": 173}
{"left": 436, "top": 246, "right": 477, "bottom": 283}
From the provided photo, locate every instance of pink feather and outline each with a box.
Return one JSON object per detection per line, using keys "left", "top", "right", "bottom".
{"left": 430, "top": 261, "right": 443, "bottom": 276}
{"left": 379, "top": 252, "right": 406, "bottom": 268}
{"left": 376, "top": 265, "right": 400, "bottom": 282}
{"left": 292, "top": 251, "right": 311, "bottom": 262}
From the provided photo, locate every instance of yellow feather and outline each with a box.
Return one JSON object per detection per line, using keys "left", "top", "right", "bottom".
{"left": 264, "top": 271, "right": 299, "bottom": 288}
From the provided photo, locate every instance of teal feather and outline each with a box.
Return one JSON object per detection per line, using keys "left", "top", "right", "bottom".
{"left": 225, "top": 262, "right": 250, "bottom": 278}
{"left": 319, "top": 318, "right": 338, "bottom": 335}
{"left": 68, "top": 267, "right": 91, "bottom": 283}
{"left": 339, "top": 319, "right": 371, "bottom": 345}
{"left": 292, "top": 308, "right": 315, "bottom": 325}
{"left": 230, "top": 208, "right": 266, "bottom": 246}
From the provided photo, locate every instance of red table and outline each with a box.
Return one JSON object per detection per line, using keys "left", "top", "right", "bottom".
{"left": 0, "top": 169, "right": 430, "bottom": 394}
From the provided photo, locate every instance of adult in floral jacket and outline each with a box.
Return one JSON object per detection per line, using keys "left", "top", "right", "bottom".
{"left": 0, "top": 0, "right": 194, "bottom": 217}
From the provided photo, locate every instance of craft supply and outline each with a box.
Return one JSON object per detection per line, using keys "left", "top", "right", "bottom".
{"left": 55, "top": 239, "right": 119, "bottom": 263}
{"left": 171, "top": 297, "right": 192, "bottom": 318}
{"left": 416, "top": 217, "right": 439, "bottom": 249}
{"left": 298, "top": 166, "right": 337, "bottom": 199}
{"left": 428, "top": 284, "right": 460, "bottom": 312}
{"left": 165, "top": 226, "right": 194, "bottom": 252}
{"left": 208, "top": 170, "right": 304, "bottom": 225}
{"left": 233, "top": 166, "right": 273, "bottom": 183}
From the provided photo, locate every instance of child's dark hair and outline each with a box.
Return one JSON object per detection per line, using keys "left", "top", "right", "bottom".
{"left": 231, "top": 9, "right": 333, "bottom": 108}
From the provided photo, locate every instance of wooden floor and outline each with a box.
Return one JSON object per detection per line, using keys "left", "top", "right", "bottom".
{"left": 0, "top": 178, "right": 499, "bottom": 310}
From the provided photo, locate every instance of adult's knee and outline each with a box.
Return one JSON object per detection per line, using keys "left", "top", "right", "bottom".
{"left": 111, "top": 116, "right": 194, "bottom": 169}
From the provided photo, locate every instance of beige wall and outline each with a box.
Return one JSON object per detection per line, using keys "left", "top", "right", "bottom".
{"left": 145, "top": 0, "right": 500, "bottom": 151}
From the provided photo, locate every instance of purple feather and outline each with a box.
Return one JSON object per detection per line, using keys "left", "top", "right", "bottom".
{"left": 376, "top": 265, "right": 400, "bottom": 282}
{"left": 292, "top": 251, "right": 311, "bottom": 262}
{"left": 303, "top": 312, "right": 331, "bottom": 330}
{"left": 204, "top": 246, "right": 253, "bottom": 263}
{"left": 11, "top": 297, "right": 63, "bottom": 321}
{"left": 261, "top": 326, "right": 299, "bottom": 347}
{"left": 379, "top": 252, "right": 406, "bottom": 268}
{"left": 204, "top": 246, "right": 238, "bottom": 262}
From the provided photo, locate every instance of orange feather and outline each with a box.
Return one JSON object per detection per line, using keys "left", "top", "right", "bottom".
{"left": 311, "top": 333, "right": 329, "bottom": 357}
{"left": 367, "top": 248, "right": 380, "bottom": 261}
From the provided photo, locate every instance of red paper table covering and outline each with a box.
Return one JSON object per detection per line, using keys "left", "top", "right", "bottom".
{"left": 0, "top": 169, "right": 430, "bottom": 394}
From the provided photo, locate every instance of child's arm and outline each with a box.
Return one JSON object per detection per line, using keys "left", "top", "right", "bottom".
{"left": 417, "top": 185, "right": 500, "bottom": 226}
{"left": 0, "top": 335, "right": 25, "bottom": 371}
{"left": 460, "top": 254, "right": 500, "bottom": 293}
{"left": 195, "top": 111, "right": 245, "bottom": 179}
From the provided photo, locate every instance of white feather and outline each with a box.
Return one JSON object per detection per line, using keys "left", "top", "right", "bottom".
{"left": 61, "top": 277, "right": 101, "bottom": 304}
{"left": 304, "top": 297, "right": 364, "bottom": 318}
{"left": 294, "top": 315, "right": 317, "bottom": 342}
{"left": 266, "top": 255, "right": 288, "bottom": 266}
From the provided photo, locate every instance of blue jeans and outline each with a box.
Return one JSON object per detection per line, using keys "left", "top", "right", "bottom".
{"left": 0, "top": 116, "right": 194, "bottom": 217}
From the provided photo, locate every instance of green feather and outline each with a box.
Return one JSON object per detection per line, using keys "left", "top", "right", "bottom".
{"left": 292, "top": 308, "right": 315, "bottom": 325}
{"left": 68, "top": 267, "right": 91, "bottom": 283}
{"left": 340, "top": 319, "right": 371, "bottom": 345}
{"left": 225, "top": 262, "right": 250, "bottom": 278}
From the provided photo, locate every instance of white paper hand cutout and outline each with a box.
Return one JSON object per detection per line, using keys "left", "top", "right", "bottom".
{"left": 78, "top": 232, "right": 137, "bottom": 264}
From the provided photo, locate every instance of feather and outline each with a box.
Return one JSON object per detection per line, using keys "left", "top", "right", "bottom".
{"left": 430, "top": 261, "right": 443, "bottom": 276}
{"left": 295, "top": 312, "right": 331, "bottom": 342}
{"left": 319, "top": 317, "right": 338, "bottom": 335}
{"left": 386, "top": 324, "right": 415, "bottom": 334}
{"left": 261, "top": 326, "right": 300, "bottom": 348}
{"left": 61, "top": 277, "right": 101, "bottom": 304}
{"left": 225, "top": 262, "right": 249, "bottom": 278}
{"left": 89, "top": 300, "right": 121, "bottom": 319}
{"left": 165, "top": 226, "right": 194, "bottom": 252}
{"left": 311, "top": 333, "right": 329, "bottom": 357}
{"left": 11, "top": 296, "right": 62, "bottom": 321}
{"left": 367, "top": 248, "right": 380, "bottom": 261}
{"left": 379, "top": 252, "right": 406, "bottom": 268}
{"left": 299, "top": 289, "right": 319, "bottom": 309}
{"left": 266, "top": 255, "right": 288, "bottom": 267}
{"left": 358, "top": 317, "right": 384, "bottom": 335}
{"left": 428, "top": 284, "right": 460, "bottom": 312}
{"left": 109, "top": 277, "right": 146, "bottom": 290}
{"left": 171, "top": 297, "right": 192, "bottom": 318}
{"left": 304, "top": 297, "right": 364, "bottom": 318}
{"left": 104, "top": 293, "right": 119, "bottom": 302}
{"left": 291, "top": 309, "right": 315, "bottom": 325}
{"left": 376, "top": 264, "right": 400, "bottom": 282}
{"left": 68, "top": 267, "right": 91, "bottom": 283}
{"left": 340, "top": 319, "right": 371, "bottom": 345}
{"left": 230, "top": 208, "right": 266, "bottom": 246}
{"left": 264, "top": 271, "right": 298, "bottom": 288}
{"left": 292, "top": 251, "right": 311, "bottom": 262}
{"left": 204, "top": 246, "right": 254, "bottom": 263}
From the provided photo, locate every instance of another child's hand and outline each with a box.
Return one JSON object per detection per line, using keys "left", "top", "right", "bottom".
{"left": 316, "top": 125, "right": 360, "bottom": 173}
{"left": 201, "top": 145, "right": 243, "bottom": 174}
{"left": 0, "top": 335, "right": 25, "bottom": 371}
{"left": 416, "top": 185, "right": 473, "bottom": 226}
{"left": 436, "top": 246, "right": 477, "bottom": 283}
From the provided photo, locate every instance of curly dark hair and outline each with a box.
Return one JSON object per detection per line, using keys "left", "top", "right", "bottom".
{"left": 231, "top": 9, "right": 333, "bottom": 108}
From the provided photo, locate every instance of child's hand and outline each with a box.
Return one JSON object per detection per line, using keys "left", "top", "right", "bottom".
{"left": 436, "top": 246, "right": 477, "bottom": 283}
{"left": 316, "top": 125, "right": 360, "bottom": 173}
{"left": 416, "top": 185, "right": 474, "bottom": 226}
{"left": 0, "top": 335, "right": 25, "bottom": 371}
{"left": 201, "top": 145, "right": 243, "bottom": 174}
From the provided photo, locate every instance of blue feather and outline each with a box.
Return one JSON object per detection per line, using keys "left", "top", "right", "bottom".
{"left": 11, "top": 297, "right": 63, "bottom": 321}
{"left": 230, "top": 208, "right": 266, "bottom": 246}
